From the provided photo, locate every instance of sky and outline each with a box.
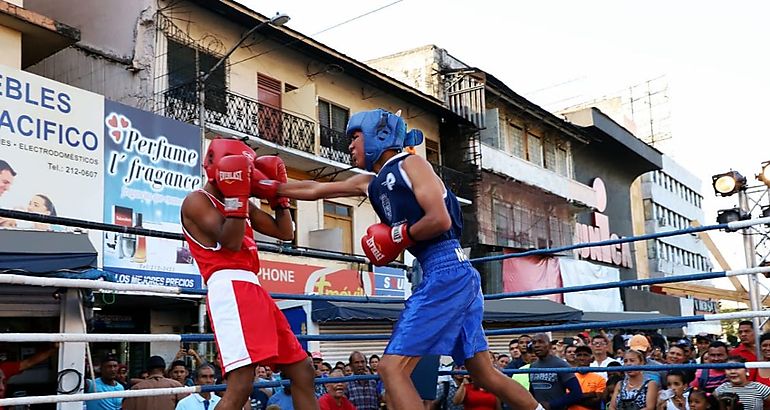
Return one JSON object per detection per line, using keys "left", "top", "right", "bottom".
{"left": 243, "top": 0, "right": 770, "bottom": 292}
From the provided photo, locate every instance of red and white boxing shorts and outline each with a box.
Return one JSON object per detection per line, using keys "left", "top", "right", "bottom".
{"left": 206, "top": 269, "right": 307, "bottom": 374}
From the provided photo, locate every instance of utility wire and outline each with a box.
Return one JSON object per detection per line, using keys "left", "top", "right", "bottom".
{"left": 227, "top": 0, "right": 405, "bottom": 68}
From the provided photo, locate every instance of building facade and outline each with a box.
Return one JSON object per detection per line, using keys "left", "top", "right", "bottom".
{"left": 368, "top": 45, "right": 599, "bottom": 293}
{"left": 640, "top": 155, "right": 712, "bottom": 278}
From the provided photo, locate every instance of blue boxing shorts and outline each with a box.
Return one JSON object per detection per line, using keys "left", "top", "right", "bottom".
{"left": 385, "top": 240, "right": 488, "bottom": 365}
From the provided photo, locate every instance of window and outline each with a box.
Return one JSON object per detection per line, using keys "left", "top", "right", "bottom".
{"left": 643, "top": 199, "right": 654, "bottom": 220}
{"left": 284, "top": 83, "right": 298, "bottom": 93}
{"left": 507, "top": 124, "right": 525, "bottom": 158}
{"left": 426, "top": 139, "right": 441, "bottom": 166}
{"left": 167, "top": 39, "right": 226, "bottom": 112}
{"left": 532, "top": 212, "right": 549, "bottom": 248}
{"left": 323, "top": 201, "right": 353, "bottom": 253}
{"left": 527, "top": 131, "right": 543, "bottom": 166}
{"left": 647, "top": 241, "right": 656, "bottom": 257}
{"left": 543, "top": 139, "right": 557, "bottom": 171}
{"left": 555, "top": 146, "right": 569, "bottom": 177}
{"left": 493, "top": 199, "right": 512, "bottom": 246}
{"left": 318, "top": 100, "right": 349, "bottom": 132}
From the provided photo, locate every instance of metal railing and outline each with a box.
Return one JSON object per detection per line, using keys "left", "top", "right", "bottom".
{"left": 433, "top": 163, "right": 474, "bottom": 199}
{"left": 161, "top": 84, "right": 315, "bottom": 154}
{"left": 319, "top": 125, "right": 351, "bottom": 165}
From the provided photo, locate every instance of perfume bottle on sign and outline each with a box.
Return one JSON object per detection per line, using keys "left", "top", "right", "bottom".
{"left": 132, "top": 213, "right": 147, "bottom": 264}
{"left": 114, "top": 206, "right": 135, "bottom": 259}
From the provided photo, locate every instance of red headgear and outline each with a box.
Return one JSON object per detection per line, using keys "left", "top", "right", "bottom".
{"left": 203, "top": 138, "right": 256, "bottom": 183}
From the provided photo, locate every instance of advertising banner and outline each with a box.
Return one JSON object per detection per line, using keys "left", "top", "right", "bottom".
{"left": 257, "top": 259, "right": 377, "bottom": 296}
{"left": 0, "top": 65, "right": 104, "bottom": 244}
{"left": 373, "top": 266, "right": 408, "bottom": 298}
{"left": 102, "top": 100, "right": 203, "bottom": 289}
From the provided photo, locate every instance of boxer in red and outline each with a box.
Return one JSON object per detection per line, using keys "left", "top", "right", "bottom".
{"left": 181, "top": 137, "right": 318, "bottom": 410}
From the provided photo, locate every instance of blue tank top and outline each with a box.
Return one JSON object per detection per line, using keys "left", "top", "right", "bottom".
{"left": 367, "top": 153, "right": 463, "bottom": 260}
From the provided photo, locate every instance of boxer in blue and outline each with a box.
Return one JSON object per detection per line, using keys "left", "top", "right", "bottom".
{"left": 257, "top": 109, "right": 542, "bottom": 410}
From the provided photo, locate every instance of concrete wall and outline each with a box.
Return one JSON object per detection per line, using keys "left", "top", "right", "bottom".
{"left": 25, "top": 0, "right": 152, "bottom": 58}
{"left": 0, "top": 24, "right": 21, "bottom": 67}
{"left": 367, "top": 45, "right": 442, "bottom": 98}
{"left": 25, "top": 0, "right": 156, "bottom": 108}
{"left": 29, "top": 47, "right": 152, "bottom": 108}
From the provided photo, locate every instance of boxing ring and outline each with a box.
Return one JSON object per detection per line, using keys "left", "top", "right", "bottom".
{"left": 1, "top": 207, "right": 769, "bottom": 407}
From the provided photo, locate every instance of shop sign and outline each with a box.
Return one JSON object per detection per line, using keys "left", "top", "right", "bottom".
{"left": 259, "top": 259, "right": 373, "bottom": 296}
{"left": 0, "top": 64, "right": 104, "bottom": 241}
{"left": 575, "top": 178, "right": 633, "bottom": 268}
{"left": 102, "top": 100, "right": 202, "bottom": 288}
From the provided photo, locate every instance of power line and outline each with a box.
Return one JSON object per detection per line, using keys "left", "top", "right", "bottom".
{"left": 227, "top": 0, "right": 405, "bottom": 69}
{"left": 311, "top": 0, "right": 403, "bottom": 37}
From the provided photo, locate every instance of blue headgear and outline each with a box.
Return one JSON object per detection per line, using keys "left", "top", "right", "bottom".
{"left": 346, "top": 108, "right": 424, "bottom": 171}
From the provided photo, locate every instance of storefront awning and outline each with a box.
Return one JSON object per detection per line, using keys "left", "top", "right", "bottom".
{"left": 312, "top": 298, "right": 583, "bottom": 323}
{"left": 0, "top": 230, "right": 97, "bottom": 273}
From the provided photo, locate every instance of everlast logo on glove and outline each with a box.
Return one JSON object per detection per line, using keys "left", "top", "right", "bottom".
{"left": 223, "top": 198, "right": 244, "bottom": 212}
{"left": 218, "top": 170, "right": 243, "bottom": 182}
{"left": 365, "top": 236, "right": 386, "bottom": 262}
{"left": 391, "top": 225, "right": 405, "bottom": 244}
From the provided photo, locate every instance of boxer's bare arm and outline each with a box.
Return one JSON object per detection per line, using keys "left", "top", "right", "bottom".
{"left": 276, "top": 173, "right": 371, "bottom": 200}
{"left": 181, "top": 191, "right": 245, "bottom": 251}
{"left": 248, "top": 202, "right": 294, "bottom": 241}
{"left": 400, "top": 155, "right": 452, "bottom": 240}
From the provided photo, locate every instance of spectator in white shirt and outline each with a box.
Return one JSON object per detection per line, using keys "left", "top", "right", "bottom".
{"left": 176, "top": 364, "right": 220, "bottom": 410}
{"left": 590, "top": 335, "right": 619, "bottom": 380}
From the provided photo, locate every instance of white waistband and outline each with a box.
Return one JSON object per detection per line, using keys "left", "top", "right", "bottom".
{"left": 207, "top": 269, "right": 260, "bottom": 286}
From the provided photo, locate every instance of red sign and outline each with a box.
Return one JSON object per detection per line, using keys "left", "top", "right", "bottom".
{"left": 256, "top": 259, "right": 376, "bottom": 296}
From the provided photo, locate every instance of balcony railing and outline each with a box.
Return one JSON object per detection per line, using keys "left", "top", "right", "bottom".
{"left": 161, "top": 84, "right": 315, "bottom": 155}
{"left": 432, "top": 163, "right": 474, "bottom": 200}
{"left": 319, "top": 125, "right": 351, "bottom": 165}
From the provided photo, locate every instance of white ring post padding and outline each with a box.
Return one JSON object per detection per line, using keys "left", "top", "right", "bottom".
{"left": 0, "top": 274, "right": 184, "bottom": 294}
{"left": 728, "top": 216, "right": 770, "bottom": 230}
{"left": 0, "top": 333, "right": 182, "bottom": 343}
{"left": 704, "top": 311, "right": 770, "bottom": 321}
{"left": 0, "top": 385, "right": 201, "bottom": 406}
{"left": 725, "top": 267, "right": 770, "bottom": 276}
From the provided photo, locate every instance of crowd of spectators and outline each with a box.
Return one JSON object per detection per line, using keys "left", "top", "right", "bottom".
{"left": 36, "top": 320, "right": 770, "bottom": 409}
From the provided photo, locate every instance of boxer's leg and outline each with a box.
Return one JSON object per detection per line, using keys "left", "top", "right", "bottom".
{"left": 378, "top": 354, "right": 422, "bottom": 410}
{"left": 281, "top": 357, "right": 318, "bottom": 410}
{"left": 217, "top": 363, "right": 257, "bottom": 410}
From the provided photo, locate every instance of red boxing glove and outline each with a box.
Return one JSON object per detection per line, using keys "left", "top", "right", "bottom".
{"left": 215, "top": 155, "right": 252, "bottom": 218}
{"left": 361, "top": 223, "right": 414, "bottom": 266}
{"left": 250, "top": 167, "right": 280, "bottom": 203}
{"left": 254, "top": 156, "right": 289, "bottom": 209}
